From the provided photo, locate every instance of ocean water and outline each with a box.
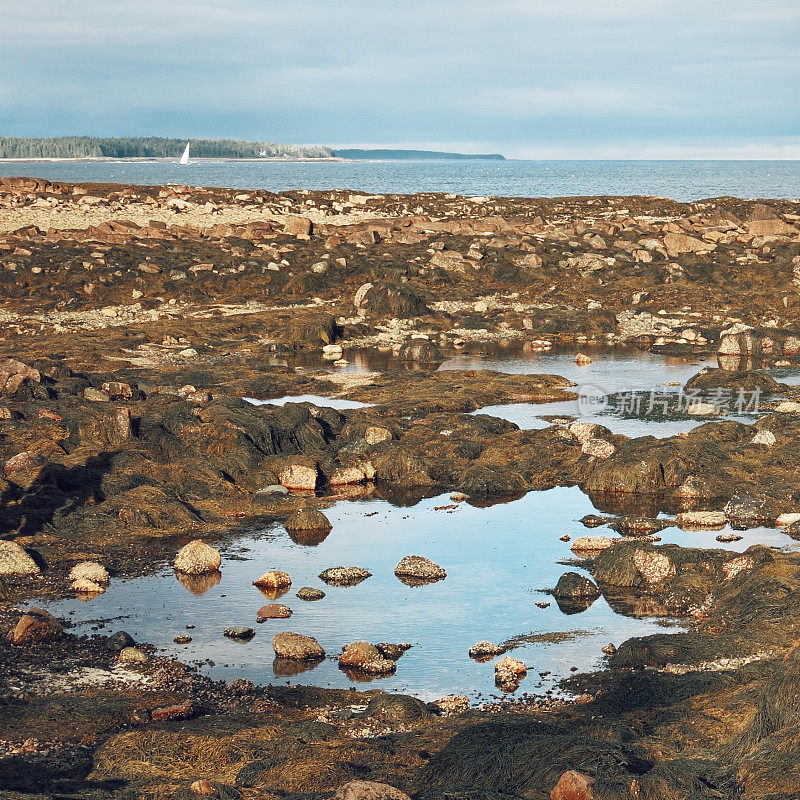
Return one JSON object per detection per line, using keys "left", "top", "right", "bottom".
{"left": 1, "top": 159, "right": 799, "bottom": 201}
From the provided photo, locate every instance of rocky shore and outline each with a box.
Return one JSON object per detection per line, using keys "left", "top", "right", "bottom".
{"left": 3, "top": 176, "right": 800, "bottom": 799}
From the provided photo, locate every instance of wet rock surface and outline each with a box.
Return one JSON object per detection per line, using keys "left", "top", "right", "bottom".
{"left": 5, "top": 182, "right": 800, "bottom": 798}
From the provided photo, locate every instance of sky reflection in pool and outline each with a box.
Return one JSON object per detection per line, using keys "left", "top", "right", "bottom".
{"left": 43, "top": 487, "right": 798, "bottom": 702}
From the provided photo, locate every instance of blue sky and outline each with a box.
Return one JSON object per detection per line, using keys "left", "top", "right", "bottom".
{"left": 1, "top": 0, "right": 798, "bottom": 158}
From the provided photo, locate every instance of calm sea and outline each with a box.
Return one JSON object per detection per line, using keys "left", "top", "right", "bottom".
{"left": 0, "top": 159, "right": 798, "bottom": 202}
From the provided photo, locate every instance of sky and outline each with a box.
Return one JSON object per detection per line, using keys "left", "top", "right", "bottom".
{"left": 1, "top": 0, "right": 799, "bottom": 159}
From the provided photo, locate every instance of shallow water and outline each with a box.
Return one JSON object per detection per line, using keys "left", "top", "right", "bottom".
{"left": 3, "top": 159, "right": 800, "bottom": 202}
{"left": 38, "top": 347, "right": 800, "bottom": 701}
{"left": 42, "top": 488, "right": 797, "bottom": 702}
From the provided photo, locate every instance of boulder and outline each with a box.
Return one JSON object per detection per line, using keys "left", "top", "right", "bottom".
{"left": 353, "top": 281, "right": 430, "bottom": 318}
{"left": 581, "top": 438, "right": 616, "bottom": 459}
{"left": 339, "top": 641, "right": 396, "bottom": 674}
{"left": 0, "top": 541, "right": 41, "bottom": 576}
{"left": 257, "top": 603, "right": 292, "bottom": 620}
{"left": 554, "top": 572, "right": 601, "bottom": 600}
{"left": 663, "top": 232, "right": 714, "bottom": 256}
{"left": 174, "top": 540, "right": 222, "bottom": 575}
{"left": 553, "top": 572, "right": 600, "bottom": 614}
{"left": 362, "top": 693, "right": 431, "bottom": 723}
{"left": 224, "top": 626, "right": 255, "bottom": 640}
{"left": 550, "top": 770, "right": 595, "bottom": 800}
{"left": 253, "top": 570, "right": 292, "bottom": 589}
{"left": 284, "top": 509, "right": 332, "bottom": 533}
{"left": 8, "top": 607, "right": 63, "bottom": 644}
{"left": 676, "top": 511, "right": 725, "bottom": 530}
{"left": 319, "top": 566, "right": 372, "bottom": 585}
{"left": 432, "top": 695, "right": 470, "bottom": 715}
{"left": 375, "top": 642, "right": 411, "bottom": 661}
{"left": 469, "top": 641, "right": 504, "bottom": 659}
{"left": 283, "top": 215, "right": 313, "bottom": 236}
{"left": 494, "top": 656, "right": 527, "bottom": 689}
{"left": 570, "top": 536, "right": 615, "bottom": 553}
{"left": 272, "top": 631, "right": 325, "bottom": 660}
{"left": 332, "top": 781, "right": 411, "bottom": 800}
{"left": 394, "top": 555, "right": 447, "bottom": 582}
{"left": 297, "top": 586, "right": 326, "bottom": 601}
{"left": 68, "top": 561, "right": 109, "bottom": 585}
{"left": 632, "top": 549, "right": 676, "bottom": 584}
{"left": 398, "top": 339, "right": 442, "bottom": 363}
{"left": 278, "top": 464, "right": 318, "bottom": 491}
{"left": 568, "top": 421, "right": 612, "bottom": 444}
{"left": 106, "top": 631, "right": 136, "bottom": 651}
{"left": 724, "top": 494, "right": 777, "bottom": 527}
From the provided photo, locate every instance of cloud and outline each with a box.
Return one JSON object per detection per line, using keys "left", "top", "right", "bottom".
{"left": 0, "top": 0, "right": 797, "bottom": 155}
{"left": 459, "top": 84, "right": 681, "bottom": 118}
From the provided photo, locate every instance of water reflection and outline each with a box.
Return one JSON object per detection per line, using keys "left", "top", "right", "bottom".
{"left": 176, "top": 570, "right": 222, "bottom": 596}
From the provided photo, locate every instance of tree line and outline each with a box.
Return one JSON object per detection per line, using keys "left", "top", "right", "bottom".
{"left": 0, "top": 137, "right": 333, "bottom": 159}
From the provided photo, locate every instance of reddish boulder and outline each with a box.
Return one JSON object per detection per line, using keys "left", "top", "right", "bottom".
{"left": 551, "top": 770, "right": 595, "bottom": 800}
{"left": 9, "top": 608, "right": 63, "bottom": 645}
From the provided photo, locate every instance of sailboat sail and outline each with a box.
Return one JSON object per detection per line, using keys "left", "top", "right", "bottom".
{"left": 179, "top": 142, "right": 190, "bottom": 165}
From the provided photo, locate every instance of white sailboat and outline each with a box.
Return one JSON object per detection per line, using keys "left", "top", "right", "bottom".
{"left": 179, "top": 142, "right": 190, "bottom": 165}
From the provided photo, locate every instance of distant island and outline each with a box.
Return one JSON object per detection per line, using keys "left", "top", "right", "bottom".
{"left": 0, "top": 136, "right": 505, "bottom": 162}
{"left": 333, "top": 149, "right": 506, "bottom": 160}
{"left": 0, "top": 136, "right": 333, "bottom": 160}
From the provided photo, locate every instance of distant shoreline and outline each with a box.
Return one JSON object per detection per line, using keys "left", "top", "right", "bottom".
{"left": 0, "top": 156, "right": 348, "bottom": 164}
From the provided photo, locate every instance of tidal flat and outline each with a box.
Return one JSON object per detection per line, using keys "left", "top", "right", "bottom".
{"left": 3, "top": 176, "right": 800, "bottom": 799}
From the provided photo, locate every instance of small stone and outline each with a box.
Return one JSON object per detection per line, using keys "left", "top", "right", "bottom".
{"left": 602, "top": 643, "right": 617, "bottom": 656}
{"left": 450, "top": 492, "right": 469, "bottom": 502}
{"left": 255, "top": 484, "right": 289, "bottom": 496}
{"left": 574, "top": 353, "right": 593, "bottom": 365}
{"left": 174, "top": 634, "right": 192, "bottom": 644}
{"left": 560, "top": 534, "right": 571, "bottom": 542}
